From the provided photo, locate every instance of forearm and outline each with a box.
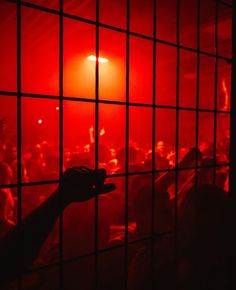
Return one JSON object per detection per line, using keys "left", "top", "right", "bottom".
{"left": 0, "top": 190, "right": 64, "bottom": 285}
{"left": 155, "top": 171, "right": 175, "bottom": 196}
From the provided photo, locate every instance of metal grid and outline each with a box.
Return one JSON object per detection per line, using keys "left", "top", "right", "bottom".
{"left": 0, "top": 0, "right": 234, "bottom": 289}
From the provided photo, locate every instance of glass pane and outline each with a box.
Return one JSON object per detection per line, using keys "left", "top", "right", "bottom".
{"left": 130, "top": 0, "right": 153, "bottom": 36}
{"left": 64, "top": 0, "right": 96, "bottom": 21}
{"left": 98, "top": 248, "right": 125, "bottom": 290}
{"left": 179, "top": 50, "right": 197, "bottom": 108}
{"left": 63, "top": 101, "right": 95, "bottom": 169}
{"left": 24, "top": 0, "right": 59, "bottom": 10}
{"left": 217, "top": 113, "right": 230, "bottom": 164}
{"left": 156, "top": 108, "right": 176, "bottom": 170}
{"left": 199, "top": 112, "right": 214, "bottom": 161}
{"left": 129, "top": 174, "right": 152, "bottom": 240}
{"left": 0, "top": 185, "right": 17, "bottom": 238}
{"left": 217, "top": 59, "right": 231, "bottom": 111}
{"left": 64, "top": 257, "right": 94, "bottom": 290}
{"left": 156, "top": 44, "right": 176, "bottom": 107}
{"left": 22, "top": 266, "right": 59, "bottom": 290}
{"left": 0, "top": 0, "right": 16, "bottom": 92}
{"left": 130, "top": 36, "right": 153, "bottom": 104}
{"left": 156, "top": 0, "right": 177, "bottom": 43}
{"left": 129, "top": 106, "right": 152, "bottom": 172}
{"left": 180, "top": 0, "right": 197, "bottom": 48}
{"left": 99, "top": 104, "right": 126, "bottom": 173}
{"left": 218, "top": 4, "right": 232, "bottom": 58}
{"left": 99, "top": 29, "right": 126, "bottom": 102}
{"left": 22, "top": 98, "right": 59, "bottom": 182}
{"left": 64, "top": 19, "right": 95, "bottom": 99}
{"left": 0, "top": 96, "right": 17, "bottom": 185}
{"left": 21, "top": 7, "right": 59, "bottom": 95}
{"left": 100, "top": 0, "right": 126, "bottom": 29}
{"left": 155, "top": 171, "right": 175, "bottom": 233}
{"left": 63, "top": 199, "right": 95, "bottom": 258}
{"left": 179, "top": 110, "right": 196, "bottom": 165}
{"left": 199, "top": 55, "right": 215, "bottom": 110}
{"left": 200, "top": 0, "right": 216, "bottom": 54}
{"left": 98, "top": 177, "right": 125, "bottom": 249}
{"left": 22, "top": 184, "right": 59, "bottom": 267}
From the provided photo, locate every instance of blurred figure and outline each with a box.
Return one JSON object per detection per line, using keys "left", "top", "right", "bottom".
{"left": 0, "top": 161, "right": 15, "bottom": 238}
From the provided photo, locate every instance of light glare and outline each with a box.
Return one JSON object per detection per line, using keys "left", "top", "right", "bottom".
{"left": 87, "top": 55, "right": 109, "bottom": 63}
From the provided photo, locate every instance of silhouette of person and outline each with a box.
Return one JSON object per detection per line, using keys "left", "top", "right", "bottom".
{"left": 0, "top": 166, "right": 115, "bottom": 287}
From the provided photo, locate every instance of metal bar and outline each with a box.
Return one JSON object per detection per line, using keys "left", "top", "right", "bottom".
{"left": 151, "top": 0, "right": 157, "bottom": 286}
{"left": 213, "top": 1, "right": 219, "bottom": 184}
{"left": 17, "top": 0, "right": 22, "bottom": 288}
{"left": 94, "top": 0, "right": 100, "bottom": 288}
{"left": 124, "top": 0, "right": 130, "bottom": 289}
{"left": 195, "top": 0, "right": 201, "bottom": 188}
{"left": 174, "top": 0, "right": 180, "bottom": 281}
{"left": 58, "top": 0, "right": 64, "bottom": 289}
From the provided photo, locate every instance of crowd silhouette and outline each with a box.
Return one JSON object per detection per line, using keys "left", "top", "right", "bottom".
{"left": 0, "top": 122, "right": 232, "bottom": 289}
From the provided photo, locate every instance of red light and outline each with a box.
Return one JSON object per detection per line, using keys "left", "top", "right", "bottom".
{"left": 38, "top": 119, "right": 43, "bottom": 124}
{"left": 87, "top": 55, "right": 109, "bottom": 63}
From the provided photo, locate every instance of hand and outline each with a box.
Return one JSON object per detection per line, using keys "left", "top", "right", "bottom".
{"left": 179, "top": 148, "right": 202, "bottom": 168}
{"left": 59, "top": 166, "right": 115, "bottom": 206}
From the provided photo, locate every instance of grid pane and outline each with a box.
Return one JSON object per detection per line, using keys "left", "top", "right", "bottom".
{"left": 0, "top": 1, "right": 233, "bottom": 289}
{"left": 21, "top": 7, "right": 59, "bottom": 95}
{"left": 64, "top": 19, "right": 95, "bottom": 99}
{"left": 0, "top": 1, "right": 16, "bottom": 92}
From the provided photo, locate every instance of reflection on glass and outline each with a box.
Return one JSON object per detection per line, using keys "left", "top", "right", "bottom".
{"left": 100, "top": 0, "right": 126, "bottom": 29}
{"left": 99, "top": 104, "right": 126, "bottom": 173}
{"left": 217, "top": 59, "right": 231, "bottom": 111}
{"left": 130, "top": 36, "right": 153, "bottom": 104}
{"left": 179, "top": 50, "right": 197, "bottom": 108}
{"left": 199, "top": 112, "right": 214, "bottom": 161}
{"left": 0, "top": 1, "right": 16, "bottom": 92}
{"left": 156, "top": 44, "right": 176, "bottom": 106}
{"left": 180, "top": 0, "right": 197, "bottom": 48}
{"left": 63, "top": 101, "right": 95, "bottom": 169}
{"left": 22, "top": 98, "right": 59, "bottom": 182}
{"left": 99, "top": 29, "right": 126, "bottom": 102}
{"left": 129, "top": 106, "right": 152, "bottom": 172}
{"left": 218, "top": 4, "right": 232, "bottom": 58}
{"left": 64, "top": 0, "right": 96, "bottom": 21}
{"left": 130, "top": 0, "right": 153, "bottom": 36}
{"left": 64, "top": 19, "right": 95, "bottom": 99}
{"left": 156, "top": 108, "right": 176, "bottom": 169}
{"left": 199, "top": 55, "right": 215, "bottom": 110}
{"left": 22, "top": 7, "right": 59, "bottom": 95}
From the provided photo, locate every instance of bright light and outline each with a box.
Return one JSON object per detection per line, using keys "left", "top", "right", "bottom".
{"left": 56, "top": 106, "right": 59, "bottom": 111}
{"left": 38, "top": 119, "right": 43, "bottom": 124}
{"left": 87, "top": 55, "right": 109, "bottom": 63}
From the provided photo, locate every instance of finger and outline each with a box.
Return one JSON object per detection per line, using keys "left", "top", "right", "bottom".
{"left": 73, "top": 166, "right": 90, "bottom": 173}
{"left": 99, "top": 183, "right": 116, "bottom": 194}
{"left": 80, "top": 166, "right": 93, "bottom": 172}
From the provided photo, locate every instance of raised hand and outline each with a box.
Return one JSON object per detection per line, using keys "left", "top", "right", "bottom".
{"left": 59, "top": 166, "right": 115, "bottom": 206}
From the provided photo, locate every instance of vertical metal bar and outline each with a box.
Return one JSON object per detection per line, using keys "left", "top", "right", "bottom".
{"left": 195, "top": 0, "right": 201, "bottom": 187}
{"left": 229, "top": 2, "right": 236, "bottom": 288}
{"left": 94, "top": 0, "right": 100, "bottom": 288}
{"left": 17, "top": 0, "right": 22, "bottom": 289}
{"left": 124, "top": 0, "right": 130, "bottom": 289}
{"left": 229, "top": 0, "right": 236, "bottom": 199}
{"left": 213, "top": 0, "right": 219, "bottom": 184}
{"left": 59, "top": 0, "right": 64, "bottom": 289}
{"left": 151, "top": 0, "right": 157, "bottom": 286}
{"left": 174, "top": 0, "right": 180, "bottom": 278}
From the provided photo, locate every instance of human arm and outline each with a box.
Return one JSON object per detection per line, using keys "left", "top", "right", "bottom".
{"left": 0, "top": 166, "right": 115, "bottom": 286}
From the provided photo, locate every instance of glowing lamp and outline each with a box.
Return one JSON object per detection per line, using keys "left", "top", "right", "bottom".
{"left": 56, "top": 106, "right": 59, "bottom": 111}
{"left": 87, "top": 55, "right": 108, "bottom": 63}
{"left": 38, "top": 119, "right": 43, "bottom": 124}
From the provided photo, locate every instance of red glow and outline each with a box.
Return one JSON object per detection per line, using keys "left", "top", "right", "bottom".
{"left": 37, "top": 119, "right": 43, "bottom": 125}
{"left": 87, "top": 55, "right": 109, "bottom": 63}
